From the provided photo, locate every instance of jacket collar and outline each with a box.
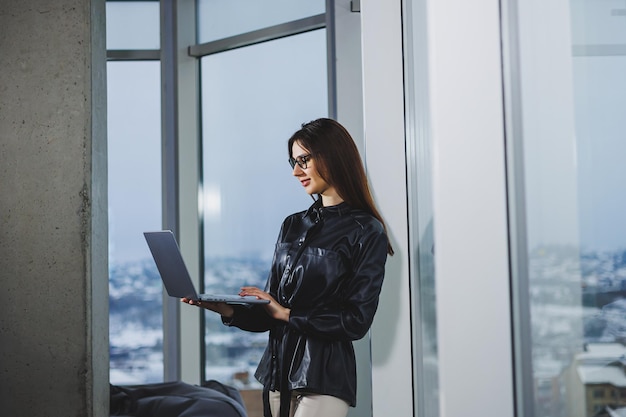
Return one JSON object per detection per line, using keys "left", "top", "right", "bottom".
{"left": 304, "top": 198, "right": 351, "bottom": 221}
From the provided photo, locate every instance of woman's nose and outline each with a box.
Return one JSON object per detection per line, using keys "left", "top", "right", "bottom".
{"left": 292, "top": 164, "right": 304, "bottom": 176}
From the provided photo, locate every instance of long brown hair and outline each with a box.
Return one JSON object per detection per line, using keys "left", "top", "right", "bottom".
{"left": 288, "top": 118, "right": 394, "bottom": 255}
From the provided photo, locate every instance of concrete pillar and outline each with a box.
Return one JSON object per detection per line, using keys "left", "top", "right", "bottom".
{"left": 0, "top": 0, "right": 108, "bottom": 416}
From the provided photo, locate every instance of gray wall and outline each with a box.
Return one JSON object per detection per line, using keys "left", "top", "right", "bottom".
{"left": 0, "top": 0, "right": 109, "bottom": 415}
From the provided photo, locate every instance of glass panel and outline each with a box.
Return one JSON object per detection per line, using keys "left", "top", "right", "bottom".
{"left": 404, "top": 0, "right": 438, "bottom": 415}
{"left": 107, "top": 61, "right": 163, "bottom": 384}
{"left": 200, "top": 29, "right": 327, "bottom": 389}
{"left": 197, "top": 0, "right": 325, "bottom": 43}
{"left": 510, "top": 0, "right": 626, "bottom": 415}
{"left": 106, "top": 1, "right": 160, "bottom": 50}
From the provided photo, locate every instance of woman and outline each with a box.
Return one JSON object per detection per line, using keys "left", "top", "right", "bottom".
{"left": 184, "top": 118, "right": 393, "bottom": 417}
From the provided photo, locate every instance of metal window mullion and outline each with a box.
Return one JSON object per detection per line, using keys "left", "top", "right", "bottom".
{"left": 107, "top": 49, "right": 160, "bottom": 61}
{"left": 160, "top": 0, "right": 202, "bottom": 385}
{"left": 500, "top": 0, "right": 535, "bottom": 415}
{"left": 326, "top": 0, "right": 337, "bottom": 119}
{"left": 572, "top": 44, "right": 626, "bottom": 56}
{"left": 402, "top": 0, "right": 437, "bottom": 414}
{"left": 160, "top": 0, "right": 181, "bottom": 383}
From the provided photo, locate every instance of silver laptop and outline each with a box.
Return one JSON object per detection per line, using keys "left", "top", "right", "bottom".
{"left": 143, "top": 230, "right": 269, "bottom": 305}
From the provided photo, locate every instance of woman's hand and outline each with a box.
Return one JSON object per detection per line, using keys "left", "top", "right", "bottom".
{"left": 180, "top": 298, "right": 234, "bottom": 318}
{"left": 239, "top": 287, "right": 291, "bottom": 322}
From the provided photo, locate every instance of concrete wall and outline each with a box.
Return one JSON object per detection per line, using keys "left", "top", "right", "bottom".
{"left": 0, "top": 0, "right": 109, "bottom": 415}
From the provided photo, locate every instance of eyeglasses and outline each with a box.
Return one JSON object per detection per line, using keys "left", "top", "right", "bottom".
{"left": 288, "top": 153, "right": 313, "bottom": 170}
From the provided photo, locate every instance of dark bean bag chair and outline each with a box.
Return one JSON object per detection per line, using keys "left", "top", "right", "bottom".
{"left": 110, "top": 380, "right": 247, "bottom": 417}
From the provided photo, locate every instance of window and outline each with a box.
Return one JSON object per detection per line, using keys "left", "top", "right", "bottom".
{"left": 200, "top": 28, "right": 328, "bottom": 387}
{"left": 106, "top": 1, "right": 159, "bottom": 50}
{"left": 107, "top": 61, "right": 162, "bottom": 384}
{"left": 506, "top": 0, "right": 626, "bottom": 415}
{"left": 106, "top": 1, "right": 330, "bottom": 397}
{"left": 106, "top": 0, "right": 162, "bottom": 385}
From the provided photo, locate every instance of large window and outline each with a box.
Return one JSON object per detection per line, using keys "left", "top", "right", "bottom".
{"left": 107, "top": 61, "right": 162, "bottom": 384}
{"left": 106, "top": 0, "right": 162, "bottom": 385}
{"left": 200, "top": 28, "right": 328, "bottom": 388}
{"left": 106, "top": 1, "right": 330, "bottom": 399}
{"left": 507, "top": 0, "right": 626, "bottom": 415}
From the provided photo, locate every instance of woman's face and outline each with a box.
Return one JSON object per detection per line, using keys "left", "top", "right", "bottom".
{"left": 291, "top": 141, "right": 338, "bottom": 200}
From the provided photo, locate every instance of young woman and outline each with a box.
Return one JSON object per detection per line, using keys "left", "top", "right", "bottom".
{"left": 184, "top": 118, "right": 393, "bottom": 417}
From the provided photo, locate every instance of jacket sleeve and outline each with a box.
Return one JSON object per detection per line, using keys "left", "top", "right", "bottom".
{"left": 223, "top": 304, "right": 276, "bottom": 332}
{"left": 288, "top": 225, "right": 389, "bottom": 341}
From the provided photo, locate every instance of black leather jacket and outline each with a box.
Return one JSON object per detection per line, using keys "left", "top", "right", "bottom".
{"left": 224, "top": 200, "right": 389, "bottom": 416}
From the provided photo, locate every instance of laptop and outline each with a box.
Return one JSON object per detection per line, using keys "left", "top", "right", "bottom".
{"left": 143, "top": 230, "right": 269, "bottom": 305}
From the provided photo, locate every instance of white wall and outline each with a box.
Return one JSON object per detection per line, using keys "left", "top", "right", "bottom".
{"left": 427, "top": 0, "right": 514, "bottom": 415}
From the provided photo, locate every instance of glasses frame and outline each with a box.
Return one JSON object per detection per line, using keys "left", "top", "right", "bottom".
{"left": 288, "top": 153, "right": 313, "bottom": 169}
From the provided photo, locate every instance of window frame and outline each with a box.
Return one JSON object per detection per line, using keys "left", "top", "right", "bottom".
{"left": 106, "top": 0, "right": 164, "bottom": 385}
